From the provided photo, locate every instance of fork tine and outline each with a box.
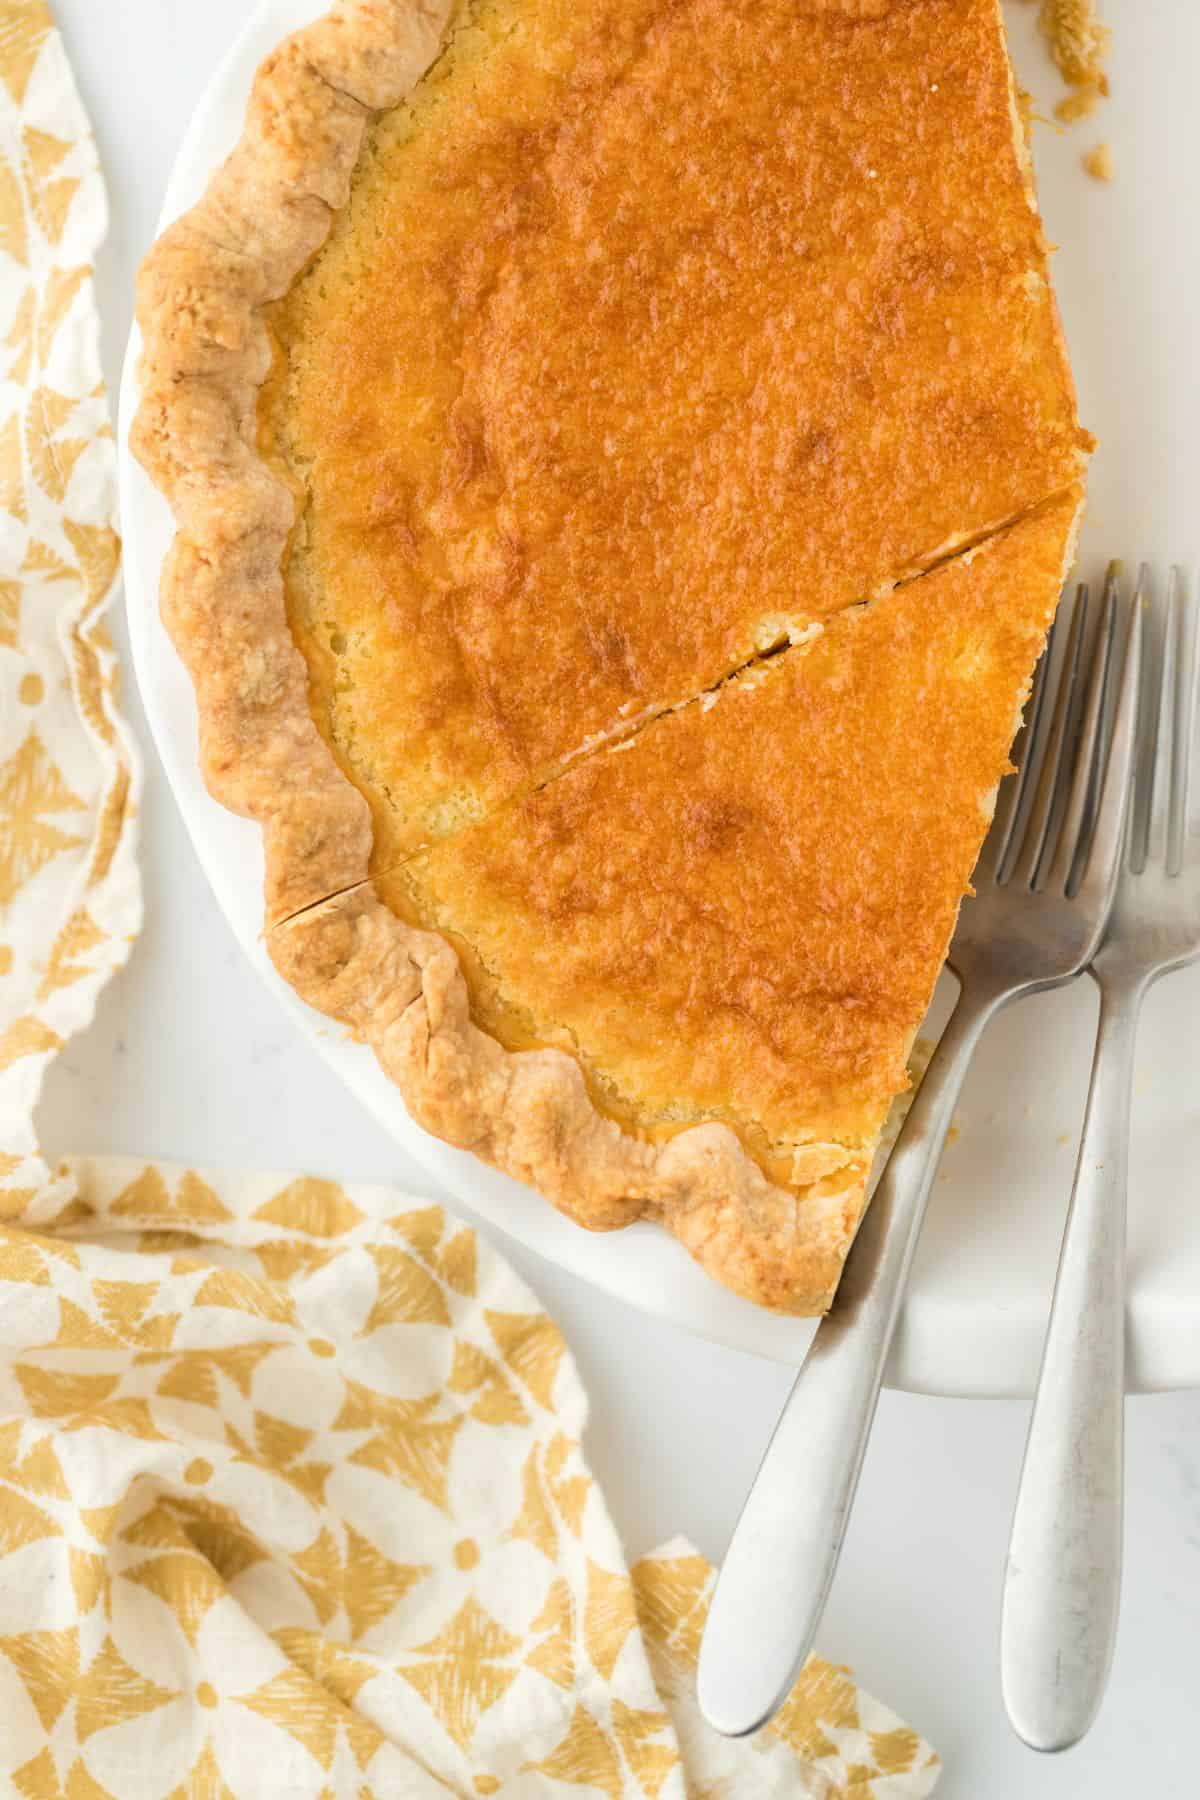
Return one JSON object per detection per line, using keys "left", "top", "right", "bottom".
{"left": 1168, "top": 568, "right": 1195, "bottom": 874}
{"left": 975, "top": 613, "right": 1058, "bottom": 886}
{"left": 1127, "top": 565, "right": 1157, "bottom": 872}
{"left": 1075, "top": 586, "right": 1145, "bottom": 904}
{"left": 1007, "top": 589, "right": 1088, "bottom": 890}
{"left": 1046, "top": 576, "right": 1118, "bottom": 894}
{"left": 1072, "top": 561, "right": 1126, "bottom": 863}
{"left": 1145, "top": 567, "right": 1181, "bottom": 871}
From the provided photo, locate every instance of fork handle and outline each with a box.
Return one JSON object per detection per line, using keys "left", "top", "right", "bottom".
{"left": 1001, "top": 980, "right": 1142, "bottom": 1753}
{"left": 697, "top": 986, "right": 1001, "bottom": 1738}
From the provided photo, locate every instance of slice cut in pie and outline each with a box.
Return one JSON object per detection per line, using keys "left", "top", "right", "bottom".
{"left": 275, "top": 488, "right": 1082, "bottom": 1310}
{"left": 133, "top": 0, "right": 1091, "bottom": 1312}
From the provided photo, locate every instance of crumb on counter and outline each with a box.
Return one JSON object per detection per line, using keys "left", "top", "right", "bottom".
{"left": 1038, "top": 0, "right": 1111, "bottom": 95}
{"left": 1083, "top": 142, "right": 1114, "bottom": 182}
{"left": 1054, "top": 82, "right": 1102, "bottom": 124}
{"left": 1019, "top": 0, "right": 1112, "bottom": 167}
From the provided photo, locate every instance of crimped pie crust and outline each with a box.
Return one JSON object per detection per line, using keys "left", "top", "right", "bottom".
{"left": 132, "top": 0, "right": 850, "bottom": 1314}
{"left": 133, "top": 0, "right": 1086, "bottom": 1313}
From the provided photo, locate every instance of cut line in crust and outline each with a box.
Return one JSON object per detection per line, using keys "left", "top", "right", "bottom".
{"left": 264, "top": 475, "right": 1090, "bottom": 935}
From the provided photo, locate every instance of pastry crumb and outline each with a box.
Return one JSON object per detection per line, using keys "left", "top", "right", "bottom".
{"left": 1054, "top": 82, "right": 1102, "bottom": 124}
{"left": 1083, "top": 141, "right": 1114, "bottom": 182}
{"left": 1020, "top": 0, "right": 1112, "bottom": 143}
{"left": 1038, "top": 0, "right": 1111, "bottom": 94}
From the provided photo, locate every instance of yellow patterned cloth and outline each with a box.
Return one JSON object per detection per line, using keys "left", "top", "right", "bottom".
{"left": 0, "top": 5, "right": 942, "bottom": 1795}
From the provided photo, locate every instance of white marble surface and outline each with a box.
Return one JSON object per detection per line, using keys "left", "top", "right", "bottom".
{"left": 42, "top": 2, "right": 1200, "bottom": 1793}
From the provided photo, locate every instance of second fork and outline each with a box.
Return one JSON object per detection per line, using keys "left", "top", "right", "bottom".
{"left": 1002, "top": 565, "right": 1200, "bottom": 1754}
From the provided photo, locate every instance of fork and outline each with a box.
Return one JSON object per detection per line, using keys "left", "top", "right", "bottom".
{"left": 697, "top": 581, "right": 1144, "bottom": 1741}
{"left": 1001, "top": 566, "right": 1200, "bottom": 1753}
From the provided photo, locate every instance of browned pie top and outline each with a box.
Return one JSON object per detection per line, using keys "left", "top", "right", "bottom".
{"left": 381, "top": 488, "right": 1082, "bottom": 1185}
{"left": 265, "top": 0, "right": 1089, "bottom": 869}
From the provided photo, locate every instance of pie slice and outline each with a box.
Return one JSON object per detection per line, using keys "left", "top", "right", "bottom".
{"left": 133, "top": 0, "right": 1091, "bottom": 1312}
{"left": 275, "top": 488, "right": 1076, "bottom": 1312}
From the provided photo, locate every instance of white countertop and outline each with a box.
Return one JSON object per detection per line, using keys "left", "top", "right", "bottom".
{"left": 47, "top": 3, "right": 1200, "bottom": 1793}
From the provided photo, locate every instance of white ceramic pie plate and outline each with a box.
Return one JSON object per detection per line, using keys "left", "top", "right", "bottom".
{"left": 119, "top": 0, "right": 1200, "bottom": 1395}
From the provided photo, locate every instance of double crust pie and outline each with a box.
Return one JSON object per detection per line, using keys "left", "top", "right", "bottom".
{"left": 134, "top": 0, "right": 1091, "bottom": 1312}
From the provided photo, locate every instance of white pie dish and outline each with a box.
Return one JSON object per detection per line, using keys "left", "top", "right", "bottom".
{"left": 118, "top": 0, "right": 1200, "bottom": 1395}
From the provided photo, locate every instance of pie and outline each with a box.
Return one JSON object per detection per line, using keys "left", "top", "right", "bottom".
{"left": 133, "top": 0, "right": 1090, "bottom": 1313}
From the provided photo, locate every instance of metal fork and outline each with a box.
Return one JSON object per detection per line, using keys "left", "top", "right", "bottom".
{"left": 697, "top": 582, "right": 1144, "bottom": 1741}
{"left": 1002, "top": 566, "right": 1200, "bottom": 1753}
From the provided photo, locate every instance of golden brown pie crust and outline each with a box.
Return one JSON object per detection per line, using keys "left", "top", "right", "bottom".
{"left": 133, "top": 0, "right": 1088, "bottom": 1313}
